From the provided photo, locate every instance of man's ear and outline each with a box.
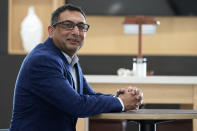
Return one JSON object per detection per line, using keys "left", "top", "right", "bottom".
{"left": 48, "top": 26, "right": 54, "bottom": 38}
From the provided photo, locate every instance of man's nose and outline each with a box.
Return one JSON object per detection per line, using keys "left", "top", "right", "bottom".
{"left": 71, "top": 26, "right": 80, "bottom": 35}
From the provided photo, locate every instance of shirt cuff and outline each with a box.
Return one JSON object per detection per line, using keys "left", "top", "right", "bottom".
{"left": 117, "top": 97, "right": 125, "bottom": 111}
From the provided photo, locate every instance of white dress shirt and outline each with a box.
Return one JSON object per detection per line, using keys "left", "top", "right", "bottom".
{"left": 61, "top": 51, "right": 78, "bottom": 91}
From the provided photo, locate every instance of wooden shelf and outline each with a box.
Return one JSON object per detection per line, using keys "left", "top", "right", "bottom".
{"left": 8, "top": 0, "right": 64, "bottom": 54}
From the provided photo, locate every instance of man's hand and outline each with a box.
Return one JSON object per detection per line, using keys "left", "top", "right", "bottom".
{"left": 117, "top": 87, "right": 143, "bottom": 111}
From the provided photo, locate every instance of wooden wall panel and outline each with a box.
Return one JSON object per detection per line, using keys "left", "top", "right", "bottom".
{"left": 8, "top": 1, "right": 197, "bottom": 56}
{"left": 79, "top": 16, "right": 197, "bottom": 56}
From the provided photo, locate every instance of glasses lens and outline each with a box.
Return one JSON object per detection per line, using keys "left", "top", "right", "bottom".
{"left": 77, "top": 23, "right": 89, "bottom": 32}
{"left": 61, "top": 21, "right": 75, "bottom": 29}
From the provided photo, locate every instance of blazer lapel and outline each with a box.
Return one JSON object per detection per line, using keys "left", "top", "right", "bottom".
{"left": 63, "top": 61, "right": 76, "bottom": 90}
{"left": 75, "top": 63, "right": 83, "bottom": 95}
{"left": 44, "top": 38, "right": 75, "bottom": 89}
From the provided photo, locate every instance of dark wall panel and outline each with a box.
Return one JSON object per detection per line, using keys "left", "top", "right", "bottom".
{"left": 0, "top": 0, "right": 8, "bottom": 55}
{"left": 79, "top": 55, "right": 197, "bottom": 76}
{"left": 0, "top": 55, "right": 25, "bottom": 128}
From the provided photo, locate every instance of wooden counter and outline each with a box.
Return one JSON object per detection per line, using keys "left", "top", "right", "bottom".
{"left": 77, "top": 75, "right": 197, "bottom": 131}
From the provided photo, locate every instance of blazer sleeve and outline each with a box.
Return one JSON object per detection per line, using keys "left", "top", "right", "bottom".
{"left": 26, "top": 54, "right": 122, "bottom": 118}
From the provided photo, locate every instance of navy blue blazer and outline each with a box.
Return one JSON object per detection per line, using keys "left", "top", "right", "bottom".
{"left": 10, "top": 38, "right": 122, "bottom": 131}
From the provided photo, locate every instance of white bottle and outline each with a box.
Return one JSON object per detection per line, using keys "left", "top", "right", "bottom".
{"left": 20, "top": 6, "right": 43, "bottom": 52}
{"left": 133, "top": 58, "right": 147, "bottom": 77}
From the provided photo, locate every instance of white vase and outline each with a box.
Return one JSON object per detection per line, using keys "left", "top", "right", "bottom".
{"left": 20, "top": 6, "right": 43, "bottom": 52}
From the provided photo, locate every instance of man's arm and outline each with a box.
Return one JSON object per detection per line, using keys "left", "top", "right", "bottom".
{"left": 82, "top": 75, "right": 143, "bottom": 111}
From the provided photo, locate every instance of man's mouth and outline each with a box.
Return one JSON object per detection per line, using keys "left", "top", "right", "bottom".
{"left": 67, "top": 38, "right": 79, "bottom": 44}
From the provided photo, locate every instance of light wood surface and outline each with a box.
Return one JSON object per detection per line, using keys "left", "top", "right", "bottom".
{"left": 90, "top": 83, "right": 193, "bottom": 104}
{"left": 76, "top": 118, "right": 86, "bottom": 131}
{"left": 79, "top": 16, "right": 197, "bottom": 56}
{"left": 193, "top": 85, "right": 197, "bottom": 131}
{"left": 91, "top": 109, "right": 197, "bottom": 120}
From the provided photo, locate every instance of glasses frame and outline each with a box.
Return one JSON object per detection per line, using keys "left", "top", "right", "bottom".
{"left": 52, "top": 20, "right": 90, "bottom": 32}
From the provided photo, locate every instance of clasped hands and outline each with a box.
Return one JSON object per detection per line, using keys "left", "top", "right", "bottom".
{"left": 116, "top": 87, "right": 143, "bottom": 111}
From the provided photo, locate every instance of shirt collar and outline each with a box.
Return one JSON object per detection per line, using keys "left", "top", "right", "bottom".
{"left": 61, "top": 51, "right": 79, "bottom": 67}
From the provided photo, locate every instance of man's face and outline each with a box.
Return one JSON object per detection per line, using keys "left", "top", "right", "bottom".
{"left": 48, "top": 10, "right": 87, "bottom": 57}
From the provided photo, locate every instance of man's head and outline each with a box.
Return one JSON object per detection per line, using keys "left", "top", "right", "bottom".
{"left": 50, "top": 4, "right": 86, "bottom": 26}
{"left": 48, "top": 4, "right": 89, "bottom": 57}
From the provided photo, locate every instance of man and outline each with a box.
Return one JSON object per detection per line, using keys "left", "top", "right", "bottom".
{"left": 10, "top": 4, "right": 143, "bottom": 131}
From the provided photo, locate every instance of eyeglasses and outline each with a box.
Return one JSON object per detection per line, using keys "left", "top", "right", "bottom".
{"left": 52, "top": 20, "right": 90, "bottom": 32}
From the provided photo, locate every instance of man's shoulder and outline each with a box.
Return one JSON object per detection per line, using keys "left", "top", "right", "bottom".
{"left": 24, "top": 45, "right": 64, "bottom": 68}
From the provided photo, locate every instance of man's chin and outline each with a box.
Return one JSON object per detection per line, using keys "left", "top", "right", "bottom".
{"left": 69, "top": 46, "right": 80, "bottom": 51}
{"left": 66, "top": 48, "right": 79, "bottom": 55}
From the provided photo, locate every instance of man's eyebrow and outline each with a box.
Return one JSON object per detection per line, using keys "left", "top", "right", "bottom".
{"left": 77, "top": 22, "right": 86, "bottom": 24}
{"left": 61, "top": 20, "right": 86, "bottom": 24}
